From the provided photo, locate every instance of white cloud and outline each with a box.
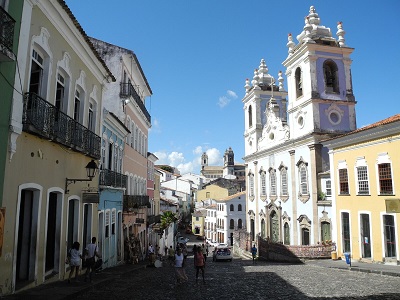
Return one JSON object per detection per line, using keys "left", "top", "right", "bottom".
{"left": 193, "top": 146, "right": 203, "bottom": 155}
{"left": 227, "top": 90, "right": 238, "bottom": 99}
{"left": 217, "top": 90, "right": 238, "bottom": 108}
{"left": 168, "top": 151, "right": 185, "bottom": 166}
{"left": 149, "top": 117, "right": 161, "bottom": 133}
{"left": 206, "top": 148, "right": 222, "bottom": 165}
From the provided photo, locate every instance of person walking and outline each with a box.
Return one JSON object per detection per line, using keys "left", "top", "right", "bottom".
{"left": 201, "top": 243, "right": 207, "bottom": 262}
{"left": 251, "top": 244, "right": 257, "bottom": 264}
{"left": 68, "top": 241, "right": 82, "bottom": 283}
{"left": 174, "top": 248, "right": 188, "bottom": 284}
{"left": 84, "top": 237, "right": 101, "bottom": 282}
{"left": 194, "top": 246, "right": 205, "bottom": 284}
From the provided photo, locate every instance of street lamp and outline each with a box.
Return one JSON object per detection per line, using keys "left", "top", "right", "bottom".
{"left": 65, "top": 159, "right": 98, "bottom": 194}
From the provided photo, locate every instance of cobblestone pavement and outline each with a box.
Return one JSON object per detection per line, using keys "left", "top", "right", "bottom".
{"left": 75, "top": 256, "right": 400, "bottom": 300}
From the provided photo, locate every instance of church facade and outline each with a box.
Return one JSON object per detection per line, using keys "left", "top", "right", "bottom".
{"left": 243, "top": 6, "right": 356, "bottom": 246}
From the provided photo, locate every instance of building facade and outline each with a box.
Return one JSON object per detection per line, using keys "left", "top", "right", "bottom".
{"left": 90, "top": 38, "right": 153, "bottom": 264}
{"left": 216, "top": 191, "right": 246, "bottom": 245}
{"left": 323, "top": 114, "right": 400, "bottom": 264}
{"left": 243, "top": 6, "right": 356, "bottom": 246}
{"left": 1, "top": 0, "right": 114, "bottom": 295}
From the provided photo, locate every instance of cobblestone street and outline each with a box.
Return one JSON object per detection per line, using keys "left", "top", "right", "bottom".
{"left": 75, "top": 257, "right": 400, "bottom": 300}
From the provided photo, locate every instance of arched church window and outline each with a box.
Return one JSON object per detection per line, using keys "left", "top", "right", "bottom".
{"left": 323, "top": 60, "right": 339, "bottom": 93}
{"left": 248, "top": 105, "right": 253, "bottom": 127}
{"left": 295, "top": 67, "right": 303, "bottom": 98}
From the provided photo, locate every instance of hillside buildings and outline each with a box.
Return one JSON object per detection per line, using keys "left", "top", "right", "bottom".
{"left": 243, "top": 6, "right": 356, "bottom": 246}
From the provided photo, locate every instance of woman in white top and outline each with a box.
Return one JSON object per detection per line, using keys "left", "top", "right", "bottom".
{"left": 174, "top": 248, "right": 188, "bottom": 284}
{"left": 68, "top": 241, "right": 82, "bottom": 283}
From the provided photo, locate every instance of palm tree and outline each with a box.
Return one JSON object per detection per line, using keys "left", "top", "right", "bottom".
{"left": 160, "top": 211, "right": 177, "bottom": 230}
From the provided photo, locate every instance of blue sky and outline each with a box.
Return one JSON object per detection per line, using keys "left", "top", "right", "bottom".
{"left": 67, "top": 0, "right": 400, "bottom": 175}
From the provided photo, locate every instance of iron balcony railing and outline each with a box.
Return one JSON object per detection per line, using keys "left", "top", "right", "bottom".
{"left": 123, "top": 195, "right": 150, "bottom": 211}
{"left": 147, "top": 215, "right": 161, "bottom": 225}
{"left": 23, "top": 93, "right": 101, "bottom": 159}
{"left": 0, "top": 6, "right": 15, "bottom": 53}
{"left": 99, "top": 169, "right": 127, "bottom": 189}
{"left": 120, "top": 82, "right": 151, "bottom": 123}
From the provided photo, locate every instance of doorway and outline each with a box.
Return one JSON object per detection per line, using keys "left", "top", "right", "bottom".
{"left": 360, "top": 214, "right": 371, "bottom": 258}
{"left": 45, "top": 192, "right": 62, "bottom": 278}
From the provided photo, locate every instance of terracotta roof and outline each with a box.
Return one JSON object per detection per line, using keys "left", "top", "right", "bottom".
{"left": 217, "top": 191, "right": 246, "bottom": 202}
{"left": 324, "top": 114, "right": 400, "bottom": 142}
{"left": 57, "top": 0, "right": 115, "bottom": 82}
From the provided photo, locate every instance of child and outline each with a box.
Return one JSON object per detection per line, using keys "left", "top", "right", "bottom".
{"left": 68, "top": 241, "right": 82, "bottom": 283}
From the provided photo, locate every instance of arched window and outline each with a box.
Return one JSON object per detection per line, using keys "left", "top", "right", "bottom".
{"left": 248, "top": 105, "right": 253, "bottom": 127}
{"left": 230, "top": 219, "right": 234, "bottom": 229}
{"left": 260, "top": 170, "right": 266, "bottom": 197}
{"left": 238, "top": 219, "right": 243, "bottom": 229}
{"left": 295, "top": 67, "right": 303, "bottom": 98}
{"left": 323, "top": 60, "right": 339, "bottom": 93}
{"left": 249, "top": 172, "right": 254, "bottom": 198}
{"left": 261, "top": 219, "right": 265, "bottom": 238}
{"left": 230, "top": 204, "right": 234, "bottom": 211}
{"left": 238, "top": 204, "right": 242, "bottom": 211}
{"left": 269, "top": 168, "right": 277, "bottom": 197}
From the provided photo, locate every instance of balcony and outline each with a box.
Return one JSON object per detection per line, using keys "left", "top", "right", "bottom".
{"left": 123, "top": 195, "right": 150, "bottom": 211}
{"left": 147, "top": 215, "right": 161, "bottom": 225}
{"left": 0, "top": 6, "right": 15, "bottom": 62}
{"left": 99, "top": 169, "right": 127, "bottom": 189}
{"left": 120, "top": 83, "right": 151, "bottom": 123}
{"left": 23, "top": 93, "right": 101, "bottom": 159}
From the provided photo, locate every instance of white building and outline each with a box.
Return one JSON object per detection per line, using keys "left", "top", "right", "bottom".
{"left": 243, "top": 6, "right": 356, "bottom": 246}
{"left": 205, "top": 204, "right": 217, "bottom": 243}
{"left": 216, "top": 191, "right": 246, "bottom": 244}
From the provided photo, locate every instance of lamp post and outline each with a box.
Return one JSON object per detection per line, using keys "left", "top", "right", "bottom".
{"left": 65, "top": 159, "right": 98, "bottom": 194}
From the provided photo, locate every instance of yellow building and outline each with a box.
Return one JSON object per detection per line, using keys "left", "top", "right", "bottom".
{"left": 324, "top": 114, "right": 400, "bottom": 264}
{"left": 197, "top": 178, "right": 242, "bottom": 203}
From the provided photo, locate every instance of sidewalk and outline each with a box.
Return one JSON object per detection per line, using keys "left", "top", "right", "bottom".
{"left": 1, "top": 260, "right": 149, "bottom": 300}
{"left": 305, "top": 258, "right": 400, "bottom": 277}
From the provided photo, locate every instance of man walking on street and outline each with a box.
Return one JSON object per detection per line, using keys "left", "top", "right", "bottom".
{"left": 251, "top": 244, "right": 257, "bottom": 264}
{"left": 85, "top": 237, "right": 101, "bottom": 282}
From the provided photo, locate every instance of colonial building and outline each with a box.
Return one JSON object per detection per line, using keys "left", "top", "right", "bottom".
{"left": 201, "top": 147, "right": 246, "bottom": 182}
{"left": 216, "top": 191, "right": 246, "bottom": 245}
{"left": 323, "top": 114, "right": 400, "bottom": 264}
{"left": 243, "top": 6, "right": 356, "bottom": 246}
{"left": 90, "top": 38, "right": 153, "bottom": 265}
{"left": 1, "top": 0, "right": 114, "bottom": 295}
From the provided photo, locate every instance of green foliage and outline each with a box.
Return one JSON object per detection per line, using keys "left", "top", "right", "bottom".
{"left": 159, "top": 165, "right": 174, "bottom": 173}
{"left": 160, "top": 211, "right": 177, "bottom": 229}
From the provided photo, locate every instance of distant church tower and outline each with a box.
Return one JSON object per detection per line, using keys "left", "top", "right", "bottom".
{"left": 223, "top": 147, "right": 235, "bottom": 176}
{"left": 201, "top": 152, "right": 208, "bottom": 170}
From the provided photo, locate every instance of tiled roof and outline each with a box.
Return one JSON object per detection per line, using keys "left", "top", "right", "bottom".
{"left": 324, "top": 114, "right": 400, "bottom": 142}
{"left": 217, "top": 191, "right": 246, "bottom": 202}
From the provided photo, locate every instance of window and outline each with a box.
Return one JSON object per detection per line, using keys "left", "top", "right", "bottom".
{"left": 74, "top": 90, "right": 81, "bottom": 121}
{"left": 326, "top": 180, "right": 332, "bottom": 196}
{"left": 341, "top": 212, "right": 350, "bottom": 253}
{"left": 261, "top": 219, "right": 265, "bottom": 238}
{"left": 260, "top": 171, "right": 266, "bottom": 197}
{"left": 248, "top": 105, "right": 253, "bottom": 127}
{"left": 295, "top": 67, "right": 303, "bottom": 98}
{"left": 249, "top": 173, "right": 254, "bottom": 198}
{"left": 230, "top": 204, "right": 234, "bottom": 211}
{"left": 88, "top": 101, "right": 95, "bottom": 131}
{"left": 55, "top": 73, "right": 65, "bottom": 111}
{"left": 299, "top": 165, "right": 308, "bottom": 195}
{"left": 238, "top": 204, "right": 242, "bottom": 211}
{"left": 111, "top": 210, "right": 116, "bottom": 235}
{"left": 378, "top": 163, "right": 393, "bottom": 194}
{"left": 105, "top": 211, "right": 110, "bottom": 238}
{"left": 269, "top": 169, "right": 277, "bottom": 197}
{"left": 356, "top": 166, "right": 369, "bottom": 194}
{"left": 238, "top": 219, "right": 242, "bottom": 229}
{"left": 230, "top": 219, "right": 234, "bottom": 229}
{"left": 279, "top": 164, "right": 288, "bottom": 200}
{"left": 323, "top": 60, "right": 339, "bottom": 93}
{"left": 29, "top": 49, "right": 44, "bottom": 95}
{"left": 339, "top": 168, "right": 349, "bottom": 194}
{"left": 206, "top": 192, "right": 210, "bottom": 198}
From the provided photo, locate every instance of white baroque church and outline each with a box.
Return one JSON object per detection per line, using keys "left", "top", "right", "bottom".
{"left": 243, "top": 6, "right": 356, "bottom": 246}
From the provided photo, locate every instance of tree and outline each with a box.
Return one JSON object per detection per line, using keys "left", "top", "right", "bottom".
{"left": 160, "top": 211, "right": 177, "bottom": 230}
